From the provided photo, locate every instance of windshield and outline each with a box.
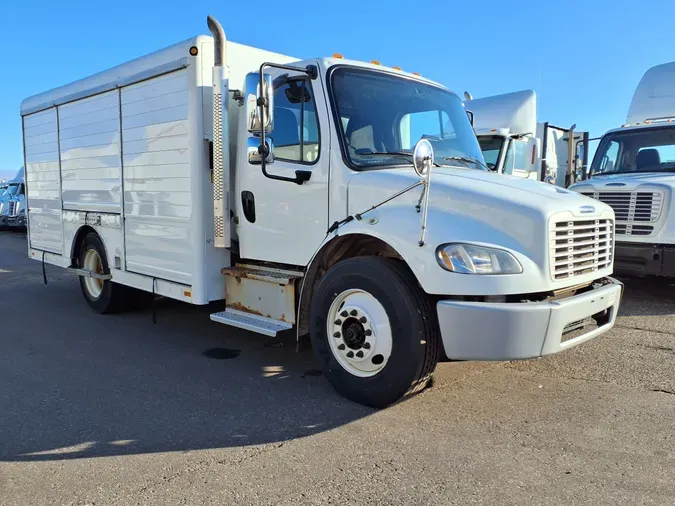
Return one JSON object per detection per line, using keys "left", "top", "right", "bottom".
{"left": 477, "top": 135, "right": 505, "bottom": 170}
{"left": 330, "top": 67, "right": 486, "bottom": 171}
{"left": 591, "top": 126, "right": 675, "bottom": 176}
{"left": 3, "top": 184, "right": 18, "bottom": 196}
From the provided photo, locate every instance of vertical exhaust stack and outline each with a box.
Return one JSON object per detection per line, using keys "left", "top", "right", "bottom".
{"left": 207, "top": 15, "right": 230, "bottom": 248}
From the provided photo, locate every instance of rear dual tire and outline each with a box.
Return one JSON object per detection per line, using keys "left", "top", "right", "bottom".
{"left": 310, "top": 257, "right": 441, "bottom": 409}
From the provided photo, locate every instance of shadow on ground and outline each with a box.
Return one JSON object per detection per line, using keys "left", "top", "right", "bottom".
{"left": 0, "top": 246, "right": 374, "bottom": 462}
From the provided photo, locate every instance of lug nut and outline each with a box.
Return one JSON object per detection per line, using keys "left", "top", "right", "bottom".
{"left": 356, "top": 351, "right": 364, "bottom": 358}
{"left": 365, "top": 329, "right": 372, "bottom": 336}
{"left": 350, "top": 310, "right": 357, "bottom": 316}
{"left": 359, "top": 316, "right": 367, "bottom": 323}
{"left": 333, "top": 332, "right": 341, "bottom": 338}
{"left": 338, "top": 344, "right": 345, "bottom": 350}
{"left": 340, "top": 310, "right": 348, "bottom": 317}
{"left": 334, "top": 319, "right": 342, "bottom": 326}
{"left": 363, "top": 342, "right": 371, "bottom": 349}
{"left": 346, "top": 351, "right": 354, "bottom": 358}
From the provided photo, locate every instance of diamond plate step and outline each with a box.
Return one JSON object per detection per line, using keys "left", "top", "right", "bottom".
{"left": 209, "top": 308, "right": 292, "bottom": 337}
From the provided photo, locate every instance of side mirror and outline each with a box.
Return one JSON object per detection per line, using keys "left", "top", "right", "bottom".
{"left": 526, "top": 137, "right": 540, "bottom": 174}
{"left": 247, "top": 137, "right": 275, "bottom": 165}
{"left": 413, "top": 139, "right": 434, "bottom": 177}
{"left": 245, "top": 72, "right": 274, "bottom": 133}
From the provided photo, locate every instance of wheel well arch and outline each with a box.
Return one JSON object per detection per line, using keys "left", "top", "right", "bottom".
{"left": 297, "top": 233, "right": 413, "bottom": 338}
{"left": 70, "top": 225, "right": 98, "bottom": 267}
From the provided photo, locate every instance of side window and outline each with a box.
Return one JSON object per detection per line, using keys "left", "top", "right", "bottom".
{"left": 399, "top": 110, "right": 451, "bottom": 150}
{"left": 503, "top": 140, "right": 529, "bottom": 175}
{"left": 272, "top": 79, "right": 320, "bottom": 164}
{"left": 600, "top": 141, "right": 619, "bottom": 172}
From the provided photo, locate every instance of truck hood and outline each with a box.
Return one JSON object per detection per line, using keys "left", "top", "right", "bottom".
{"left": 347, "top": 166, "right": 611, "bottom": 254}
{"left": 572, "top": 173, "right": 675, "bottom": 191}
{"left": 348, "top": 167, "right": 600, "bottom": 217}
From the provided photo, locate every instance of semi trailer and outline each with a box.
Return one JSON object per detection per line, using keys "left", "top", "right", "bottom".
{"left": 20, "top": 16, "right": 622, "bottom": 407}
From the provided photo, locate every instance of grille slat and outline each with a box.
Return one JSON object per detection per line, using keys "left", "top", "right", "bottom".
{"left": 550, "top": 218, "right": 614, "bottom": 280}
{"left": 8, "top": 201, "right": 16, "bottom": 215}
{"left": 580, "top": 190, "right": 663, "bottom": 235}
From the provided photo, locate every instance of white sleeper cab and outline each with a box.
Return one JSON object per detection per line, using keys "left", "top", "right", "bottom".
{"left": 20, "top": 16, "right": 623, "bottom": 408}
{"left": 465, "top": 90, "right": 589, "bottom": 187}
{"left": 570, "top": 61, "right": 675, "bottom": 279}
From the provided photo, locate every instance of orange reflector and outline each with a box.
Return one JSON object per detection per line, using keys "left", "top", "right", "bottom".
{"left": 392, "top": 66, "right": 401, "bottom": 70}
{"left": 531, "top": 145, "right": 536, "bottom": 164}
{"left": 371, "top": 60, "right": 381, "bottom": 65}
{"left": 413, "top": 72, "right": 421, "bottom": 76}
{"left": 333, "top": 53, "right": 344, "bottom": 59}
{"left": 189, "top": 46, "right": 198, "bottom": 56}
{"left": 184, "top": 290, "right": 192, "bottom": 297}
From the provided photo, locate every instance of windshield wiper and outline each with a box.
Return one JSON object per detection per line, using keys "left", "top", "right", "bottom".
{"left": 441, "top": 156, "right": 488, "bottom": 170}
{"left": 357, "top": 152, "right": 441, "bottom": 167}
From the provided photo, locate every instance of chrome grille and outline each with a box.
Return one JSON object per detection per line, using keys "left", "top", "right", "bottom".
{"left": 8, "top": 200, "right": 16, "bottom": 216}
{"left": 551, "top": 219, "right": 613, "bottom": 280}
{"left": 579, "top": 191, "right": 663, "bottom": 231}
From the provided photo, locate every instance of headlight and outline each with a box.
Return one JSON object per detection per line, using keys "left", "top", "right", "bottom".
{"left": 436, "top": 243, "right": 523, "bottom": 274}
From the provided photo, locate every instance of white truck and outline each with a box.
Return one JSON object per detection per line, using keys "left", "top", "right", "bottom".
{"left": 0, "top": 168, "right": 26, "bottom": 231}
{"left": 464, "top": 90, "right": 589, "bottom": 186}
{"left": 570, "top": 61, "right": 675, "bottom": 279}
{"left": 20, "top": 16, "right": 623, "bottom": 408}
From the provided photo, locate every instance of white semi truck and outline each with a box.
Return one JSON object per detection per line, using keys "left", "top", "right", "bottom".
{"left": 20, "top": 16, "right": 622, "bottom": 408}
{"left": 465, "top": 90, "right": 589, "bottom": 186}
{"left": 570, "top": 61, "right": 675, "bottom": 279}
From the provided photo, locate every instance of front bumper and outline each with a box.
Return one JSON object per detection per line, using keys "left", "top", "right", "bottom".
{"left": 7, "top": 214, "right": 26, "bottom": 228}
{"left": 437, "top": 277, "right": 623, "bottom": 361}
{"left": 613, "top": 242, "right": 675, "bottom": 278}
{"left": 0, "top": 215, "right": 8, "bottom": 228}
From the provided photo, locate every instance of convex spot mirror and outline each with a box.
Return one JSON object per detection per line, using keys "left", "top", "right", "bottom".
{"left": 245, "top": 72, "right": 274, "bottom": 133}
{"left": 413, "top": 139, "right": 434, "bottom": 178}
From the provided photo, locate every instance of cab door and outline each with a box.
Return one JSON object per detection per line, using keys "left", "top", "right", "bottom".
{"left": 235, "top": 63, "right": 331, "bottom": 267}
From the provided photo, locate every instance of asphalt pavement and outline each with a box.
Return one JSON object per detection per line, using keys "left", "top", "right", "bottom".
{"left": 1, "top": 231, "right": 674, "bottom": 505}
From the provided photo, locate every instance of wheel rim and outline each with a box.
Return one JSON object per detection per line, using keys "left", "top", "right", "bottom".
{"left": 82, "top": 248, "right": 104, "bottom": 300}
{"left": 326, "top": 289, "right": 392, "bottom": 378}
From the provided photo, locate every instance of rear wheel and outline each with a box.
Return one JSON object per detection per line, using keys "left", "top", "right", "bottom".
{"left": 78, "top": 232, "right": 128, "bottom": 314}
{"left": 309, "top": 256, "right": 441, "bottom": 408}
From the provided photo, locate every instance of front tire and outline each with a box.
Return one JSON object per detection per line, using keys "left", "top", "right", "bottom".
{"left": 309, "top": 257, "right": 441, "bottom": 408}
{"left": 78, "top": 232, "right": 128, "bottom": 314}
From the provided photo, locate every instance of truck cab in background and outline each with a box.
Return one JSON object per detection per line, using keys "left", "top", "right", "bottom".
{"left": 570, "top": 61, "right": 675, "bottom": 279}
{"left": 464, "top": 90, "right": 589, "bottom": 186}
{"left": 0, "top": 167, "right": 26, "bottom": 231}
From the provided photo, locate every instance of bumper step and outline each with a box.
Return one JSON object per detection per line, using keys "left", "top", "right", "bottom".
{"left": 210, "top": 308, "right": 292, "bottom": 337}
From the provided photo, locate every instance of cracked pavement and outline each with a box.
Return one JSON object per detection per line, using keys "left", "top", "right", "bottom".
{"left": 1, "top": 232, "right": 674, "bottom": 505}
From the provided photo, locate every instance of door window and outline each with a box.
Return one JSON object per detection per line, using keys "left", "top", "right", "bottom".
{"left": 272, "top": 79, "right": 320, "bottom": 164}
{"left": 503, "top": 140, "right": 530, "bottom": 175}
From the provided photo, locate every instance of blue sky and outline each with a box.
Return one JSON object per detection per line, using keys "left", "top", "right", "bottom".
{"left": 1, "top": 0, "right": 674, "bottom": 180}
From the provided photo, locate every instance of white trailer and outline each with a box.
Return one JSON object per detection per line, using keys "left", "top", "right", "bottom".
{"left": 20, "top": 16, "right": 623, "bottom": 408}
{"left": 464, "top": 90, "right": 589, "bottom": 186}
{"left": 570, "top": 61, "right": 675, "bottom": 279}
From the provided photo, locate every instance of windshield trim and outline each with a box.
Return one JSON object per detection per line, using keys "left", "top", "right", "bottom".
{"left": 589, "top": 125, "right": 675, "bottom": 178}
{"left": 325, "top": 64, "right": 462, "bottom": 172}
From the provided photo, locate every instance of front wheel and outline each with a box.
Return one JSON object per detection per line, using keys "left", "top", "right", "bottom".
{"left": 309, "top": 257, "right": 441, "bottom": 408}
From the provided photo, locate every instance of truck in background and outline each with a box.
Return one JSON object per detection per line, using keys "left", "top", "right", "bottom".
{"left": 19, "top": 16, "right": 622, "bottom": 408}
{"left": 464, "top": 90, "right": 589, "bottom": 187}
{"left": 570, "top": 61, "right": 675, "bottom": 279}
{"left": 0, "top": 167, "right": 25, "bottom": 231}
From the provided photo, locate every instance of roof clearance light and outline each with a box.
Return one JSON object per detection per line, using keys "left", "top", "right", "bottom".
{"left": 645, "top": 120, "right": 652, "bottom": 124}
{"left": 393, "top": 66, "right": 401, "bottom": 70}
{"left": 189, "top": 46, "right": 199, "bottom": 56}
{"left": 371, "top": 60, "right": 381, "bottom": 65}
{"left": 333, "top": 53, "right": 344, "bottom": 59}
{"left": 413, "top": 72, "right": 421, "bottom": 76}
